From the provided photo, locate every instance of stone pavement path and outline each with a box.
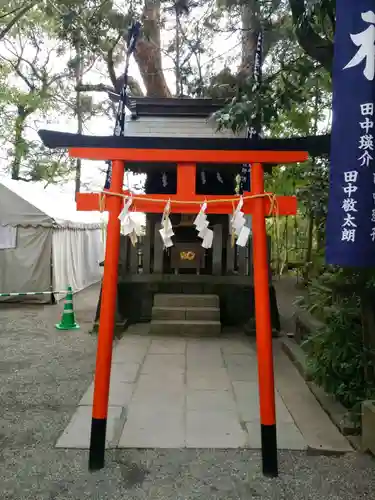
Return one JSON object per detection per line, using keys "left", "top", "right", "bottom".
{"left": 58, "top": 327, "right": 351, "bottom": 453}
{"left": 1, "top": 284, "right": 374, "bottom": 500}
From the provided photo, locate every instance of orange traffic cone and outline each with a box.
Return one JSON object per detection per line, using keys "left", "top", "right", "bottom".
{"left": 55, "top": 286, "right": 80, "bottom": 330}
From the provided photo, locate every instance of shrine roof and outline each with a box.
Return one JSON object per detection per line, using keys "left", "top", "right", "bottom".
{"left": 128, "top": 97, "right": 225, "bottom": 119}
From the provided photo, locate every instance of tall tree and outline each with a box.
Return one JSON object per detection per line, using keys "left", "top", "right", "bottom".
{"left": 0, "top": 12, "right": 75, "bottom": 182}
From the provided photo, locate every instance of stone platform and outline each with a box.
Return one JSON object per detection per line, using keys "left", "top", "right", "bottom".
{"left": 56, "top": 327, "right": 352, "bottom": 452}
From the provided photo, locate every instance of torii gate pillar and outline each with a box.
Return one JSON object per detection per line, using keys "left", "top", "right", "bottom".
{"left": 251, "top": 162, "right": 277, "bottom": 475}
{"left": 87, "top": 160, "right": 125, "bottom": 470}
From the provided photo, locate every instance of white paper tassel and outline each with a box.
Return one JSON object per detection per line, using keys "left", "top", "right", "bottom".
{"left": 193, "top": 202, "right": 213, "bottom": 249}
{"left": 202, "top": 228, "right": 213, "bottom": 248}
{"left": 118, "top": 197, "right": 133, "bottom": 222}
{"left": 160, "top": 200, "right": 174, "bottom": 248}
{"left": 118, "top": 197, "right": 141, "bottom": 245}
{"left": 237, "top": 225, "right": 251, "bottom": 247}
{"left": 193, "top": 202, "right": 207, "bottom": 227}
{"left": 231, "top": 197, "right": 251, "bottom": 247}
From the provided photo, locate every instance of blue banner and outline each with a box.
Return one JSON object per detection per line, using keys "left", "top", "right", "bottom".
{"left": 326, "top": 3, "right": 375, "bottom": 266}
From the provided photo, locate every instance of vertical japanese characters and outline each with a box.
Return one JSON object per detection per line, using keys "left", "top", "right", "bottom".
{"left": 360, "top": 102, "right": 375, "bottom": 243}
{"left": 341, "top": 170, "right": 358, "bottom": 242}
{"left": 359, "top": 102, "right": 374, "bottom": 168}
{"left": 341, "top": 102, "right": 374, "bottom": 244}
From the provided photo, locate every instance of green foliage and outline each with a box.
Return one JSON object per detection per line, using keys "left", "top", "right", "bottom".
{"left": 300, "top": 269, "right": 375, "bottom": 414}
{"left": 215, "top": 59, "right": 330, "bottom": 135}
{"left": 297, "top": 157, "right": 329, "bottom": 227}
{"left": 302, "top": 300, "right": 374, "bottom": 411}
{"left": 28, "top": 149, "right": 75, "bottom": 184}
{"left": 0, "top": 1, "right": 107, "bottom": 183}
{"left": 212, "top": 0, "right": 333, "bottom": 134}
{"left": 0, "top": 7, "right": 75, "bottom": 182}
{"left": 48, "top": 0, "right": 130, "bottom": 54}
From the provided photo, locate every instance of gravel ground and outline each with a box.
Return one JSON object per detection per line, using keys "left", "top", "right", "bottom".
{"left": 1, "top": 284, "right": 374, "bottom": 500}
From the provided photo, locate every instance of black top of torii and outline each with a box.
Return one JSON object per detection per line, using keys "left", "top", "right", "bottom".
{"left": 39, "top": 129, "right": 330, "bottom": 158}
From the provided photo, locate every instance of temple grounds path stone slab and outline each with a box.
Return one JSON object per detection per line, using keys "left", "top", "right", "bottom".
{"left": 186, "top": 410, "right": 247, "bottom": 448}
{"left": 130, "top": 383, "right": 186, "bottom": 409}
{"left": 187, "top": 368, "right": 232, "bottom": 391}
{"left": 224, "top": 354, "right": 259, "bottom": 382}
{"left": 232, "top": 381, "right": 294, "bottom": 424}
{"left": 221, "top": 339, "right": 257, "bottom": 355}
{"left": 246, "top": 421, "right": 306, "bottom": 450}
{"left": 56, "top": 405, "right": 122, "bottom": 449}
{"left": 111, "top": 342, "right": 149, "bottom": 364}
{"left": 141, "top": 353, "right": 185, "bottom": 374}
{"left": 273, "top": 341, "right": 353, "bottom": 454}
{"left": 186, "top": 342, "right": 223, "bottom": 367}
{"left": 136, "top": 372, "right": 185, "bottom": 390}
{"left": 110, "top": 362, "right": 140, "bottom": 383}
{"left": 79, "top": 380, "right": 134, "bottom": 407}
{"left": 55, "top": 333, "right": 352, "bottom": 452}
{"left": 148, "top": 338, "right": 187, "bottom": 354}
{"left": 187, "top": 389, "right": 237, "bottom": 411}
{"left": 119, "top": 406, "right": 185, "bottom": 448}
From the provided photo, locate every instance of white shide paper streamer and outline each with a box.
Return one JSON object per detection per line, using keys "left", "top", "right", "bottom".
{"left": 159, "top": 200, "right": 174, "bottom": 248}
{"left": 118, "top": 197, "right": 141, "bottom": 245}
{"left": 193, "top": 202, "right": 213, "bottom": 249}
{"left": 231, "top": 197, "right": 251, "bottom": 247}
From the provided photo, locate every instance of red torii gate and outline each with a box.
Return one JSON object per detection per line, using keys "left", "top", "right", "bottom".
{"left": 70, "top": 144, "right": 306, "bottom": 477}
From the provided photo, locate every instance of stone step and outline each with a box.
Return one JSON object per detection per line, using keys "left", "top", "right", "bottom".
{"left": 150, "top": 320, "right": 221, "bottom": 337}
{"left": 152, "top": 306, "right": 220, "bottom": 321}
{"left": 154, "top": 294, "right": 219, "bottom": 308}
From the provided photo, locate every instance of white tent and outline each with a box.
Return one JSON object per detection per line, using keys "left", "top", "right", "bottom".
{"left": 0, "top": 179, "right": 104, "bottom": 303}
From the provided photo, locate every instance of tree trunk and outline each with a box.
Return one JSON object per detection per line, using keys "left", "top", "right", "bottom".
{"left": 11, "top": 106, "right": 29, "bottom": 180}
{"left": 284, "top": 217, "right": 289, "bottom": 267}
{"left": 302, "top": 212, "right": 314, "bottom": 283}
{"left": 288, "top": 0, "right": 333, "bottom": 73}
{"left": 239, "top": 0, "right": 261, "bottom": 77}
{"left": 175, "top": 6, "right": 181, "bottom": 96}
{"left": 134, "top": 0, "right": 171, "bottom": 97}
{"left": 315, "top": 216, "right": 325, "bottom": 253}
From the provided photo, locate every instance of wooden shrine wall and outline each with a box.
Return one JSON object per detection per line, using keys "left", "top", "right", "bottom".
{"left": 118, "top": 228, "right": 272, "bottom": 283}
